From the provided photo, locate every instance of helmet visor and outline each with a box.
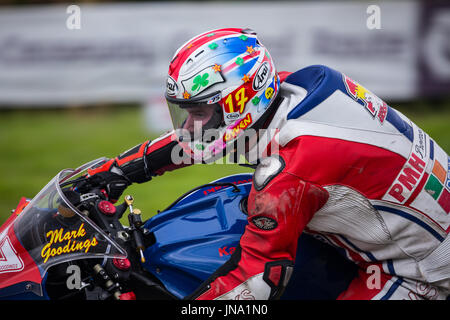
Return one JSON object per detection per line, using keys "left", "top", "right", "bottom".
{"left": 167, "top": 101, "right": 223, "bottom": 141}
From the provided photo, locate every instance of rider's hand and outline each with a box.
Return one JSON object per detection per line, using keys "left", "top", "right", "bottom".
{"left": 75, "top": 171, "right": 131, "bottom": 203}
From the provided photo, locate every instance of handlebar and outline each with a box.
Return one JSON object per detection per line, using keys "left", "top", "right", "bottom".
{"left": 55, "top": 176, "right": 174, "bottom": 300}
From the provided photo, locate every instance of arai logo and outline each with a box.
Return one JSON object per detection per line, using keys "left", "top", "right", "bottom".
{"left": 252, "top": 62, "right": 270, "bottom": 91}
{"left": 224, "top": 112, "right": 240, "bottom": 124}
{"left": 166, "top": 76, "right": 178, "bottom": 96}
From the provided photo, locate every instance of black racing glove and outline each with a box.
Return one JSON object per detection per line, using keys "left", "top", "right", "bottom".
{"left": 75, "top": 171, "right": 131, "bottom": 202}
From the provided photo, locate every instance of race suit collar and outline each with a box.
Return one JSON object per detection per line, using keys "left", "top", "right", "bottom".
{"left": 245, "top": 82, "right": 308, "bottom": 163}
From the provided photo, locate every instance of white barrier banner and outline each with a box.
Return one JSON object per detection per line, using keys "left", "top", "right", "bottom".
{"left": 0, "top": 1, "right": 419, "bottom": 106}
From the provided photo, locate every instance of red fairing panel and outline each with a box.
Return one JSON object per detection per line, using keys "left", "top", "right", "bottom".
{"left": 0, "top": 208, "right": 43, "bottom": 290}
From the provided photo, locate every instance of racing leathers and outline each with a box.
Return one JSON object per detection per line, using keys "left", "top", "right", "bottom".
{"left": 89, "top": 65, "right": 450, "bottom": 300}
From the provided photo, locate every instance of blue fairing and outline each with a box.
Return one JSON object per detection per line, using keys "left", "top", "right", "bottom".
{"left": 142, "top": 174, "right": 252, "bottom": 299}
{"left": 143, "top": 173, "right": 357, "bottom": 300}
{"left": 0, "top": 280, "right": 49, "bottom": 300}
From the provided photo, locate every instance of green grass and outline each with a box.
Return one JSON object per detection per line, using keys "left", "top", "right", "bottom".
{"left": 0, "top": 102, "right": 449, "bottom": 225}
{"left": 0, "top": 105, "right": 249, "bottom": 224}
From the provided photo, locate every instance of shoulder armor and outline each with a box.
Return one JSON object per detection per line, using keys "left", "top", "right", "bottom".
{"left": 284, "top": 65, "right": 345, "bottom": 120}
{"left": 253, "top": 155, "right": 285, "bottom": 191}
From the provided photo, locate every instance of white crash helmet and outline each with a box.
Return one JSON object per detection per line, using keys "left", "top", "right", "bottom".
{"left": 165, "top": 28, "right": 280, "bottom": 163}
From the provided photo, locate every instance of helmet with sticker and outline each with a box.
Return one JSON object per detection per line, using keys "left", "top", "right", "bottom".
{"left": 165, "top": 28, "right": 280, "bottom": 162}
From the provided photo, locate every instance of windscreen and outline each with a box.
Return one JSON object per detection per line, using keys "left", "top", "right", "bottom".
{"left": 12, "top": 159, "right": 127, "bottom": 272}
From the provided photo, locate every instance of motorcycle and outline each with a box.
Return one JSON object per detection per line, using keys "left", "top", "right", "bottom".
{"left": 0, "top": 158, "right": 357, "bottom": 300}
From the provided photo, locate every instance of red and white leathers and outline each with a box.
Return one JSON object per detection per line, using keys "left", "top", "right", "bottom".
{"left": 92, "top": 65, "right": 450, "bottom": 300}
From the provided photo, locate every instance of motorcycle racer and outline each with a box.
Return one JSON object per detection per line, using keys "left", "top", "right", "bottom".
{"left": 84, "top": 28, "right": 450, "bottom": 300}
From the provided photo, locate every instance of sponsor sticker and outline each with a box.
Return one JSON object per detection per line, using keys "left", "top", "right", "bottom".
{"left": 218, "top": 246, "right": 236, "bottom": 257}
{"left": 0, "top": 235, "right": 24, "bottom": 273}
{"left": 40, "top": 223, "right": 98, "bottom": 264}
{"left": 166, "top": 76, "right": 178, "bottom": 96}
{"left": 223, "top": 113, "right": 252, "bottom": 142}
{"left": 252, "top": 62, "right": 270, "bottom": 91}
{"left": 251, "top": 216, "right": 278, "bottom": 230}
{"left": 265, "top": 87, "right": 274, "bottom": 100}
{"left": 224, "top": 111, "right": 241, "bottom": 125}
{"left": 343, "top": 74, "right": 388, "bottom": 124}
{"left": 446, "top": 157, "right": 450, "bottom": 191}
{"left": 181, "top": 66, "right": 225, "bottom": 98}
{"left": 384, "top": 125, "right": 430, "bottom": 203}
{"left": 207, "top": 92, "right": 222, "bottom": 105}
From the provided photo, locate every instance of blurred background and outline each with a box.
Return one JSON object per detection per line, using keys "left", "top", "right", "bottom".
{"left": 0, "top": 0, "right": 449, "bottom": 224}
